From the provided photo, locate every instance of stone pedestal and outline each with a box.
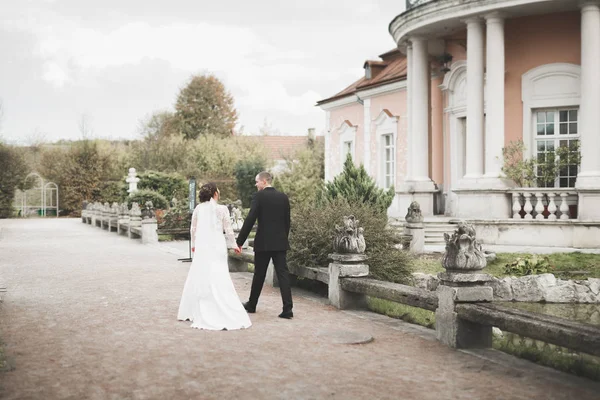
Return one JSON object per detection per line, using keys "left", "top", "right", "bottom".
{"left": 328, "top": 253, "right": 369, "bottom": 309}
{"left": 141, "top": 219, "right": 158, "bottom": 244}
{"left": 118, "top": 215, "right": 129, "bottom": 236}
{"left": 265, "top": 260, "right": 279, "bottom": 288}
{"left": 405, "top": 222, "right": 424, "bottom": 253}
{"left": 435, "top": 272, "right": 493, "bottom": 348}
{"left": 128, "top": 203, "right": 142, "bottom": 239}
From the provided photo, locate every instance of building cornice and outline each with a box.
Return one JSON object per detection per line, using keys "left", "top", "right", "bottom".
{"left": 357, "top": 79, "right": 407, "bottom": 99}
{"left": 390, "top": 0, "right": 577, "bottom": 45}
{"left": 318, "top": 95, "right": 360, "bottom": 111}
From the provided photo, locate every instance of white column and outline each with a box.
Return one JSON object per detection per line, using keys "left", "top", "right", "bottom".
{"left": 577, "top": 1, "right": 600, "bottom": 188}
{"left": 484, "top": 13, "right": 505, "bottom": 179}
{"left": 406, "top": 43, "right": 413, "bottom": 181}
{"left": 324, "top": 111, "right": 332, "bottom": 181}
{"left": 464, "top": 18, "right": 485, "bottom": 180}
{"left": 363, "top": 98, "right": 372, "bottom": 174}
{"left": 411, "top": 37, "right": 431, "bottom": 183}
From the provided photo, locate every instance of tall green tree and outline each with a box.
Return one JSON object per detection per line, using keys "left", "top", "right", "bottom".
{"left": 323, "top": 154, "right": 394, "bottom": 214}
{"left": 39, "top": 140, "right": 115, "bottom": 214}
{"left": 234, "top": 158, "right": 265, "bottom": 208}
{"left": 273, "top": 137, "right": 324, "bottom": 208}
{"left": 174, "top": 74, "right": 238, "bottom": 139}
{"left": 0, "top": 143, "right": 30, "bottom": 218}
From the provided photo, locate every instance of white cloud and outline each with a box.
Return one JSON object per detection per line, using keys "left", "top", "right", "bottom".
{"left": 42, "top": 61, "right": 70, "bottom": 87}
{"left": 0, "top": 0, "right": 403, "bottom": 140}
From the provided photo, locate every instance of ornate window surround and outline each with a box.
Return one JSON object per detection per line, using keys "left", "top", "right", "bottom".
{"left": 337, "top": 120, "right": 357, "bottom": 172}
{"left": 522, "top": 63, "right": 581, "bottom": 159}
{"left": 373, "top": 109, "right": 399, "bottom": 189}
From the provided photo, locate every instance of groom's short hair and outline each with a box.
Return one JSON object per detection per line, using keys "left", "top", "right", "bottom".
{"left": 257, "top": 171, "right": 273, "bottom": 184}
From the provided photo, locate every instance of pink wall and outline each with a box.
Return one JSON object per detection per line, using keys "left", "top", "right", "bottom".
{"left": 504, "top": 12, "right": 581, "bottom": 144}
{"left": 370, "top": 89, "right": 408, "bottom": 186}
{"left": 430, "top": 75, "right": 444, "bottom": 185}
{"left": 328, "top": 102, "right": 364, "bottom": 174}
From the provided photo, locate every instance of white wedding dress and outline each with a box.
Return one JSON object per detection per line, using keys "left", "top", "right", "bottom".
{"left": 177, "top": 198, "right": 252, "bottom": 330}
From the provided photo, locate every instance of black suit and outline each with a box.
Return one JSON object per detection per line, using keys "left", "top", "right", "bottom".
{"left": 236, "top": 187, "right": 293, "bottom": 312}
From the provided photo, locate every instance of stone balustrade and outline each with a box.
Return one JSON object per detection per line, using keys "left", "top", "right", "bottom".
{"left": 81, "top": 201, "right": 158, "bottom": 244}
{"left": 230, "top": 219, "right": 600, "bottom": 358}
{"left": 508, "top": 189, "right": 576, "bottom": 220}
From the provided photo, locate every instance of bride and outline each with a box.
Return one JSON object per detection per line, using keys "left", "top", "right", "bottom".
{"left": 177, "top": 182, "right": 252, "bottom": 330}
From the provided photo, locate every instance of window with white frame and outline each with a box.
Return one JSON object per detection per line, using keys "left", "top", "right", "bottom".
{"left": 381, "top": 134, "right": 395, "bottom": 189}
{"left": 534, "top": 108, "right": 579, "bottom": 188}
{"left": 342, "top": 140, "right": 353, "bottom": 161}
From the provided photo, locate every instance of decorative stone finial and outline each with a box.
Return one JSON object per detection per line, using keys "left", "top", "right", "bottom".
{"left": 442, "top": 220, "right": 487, "bottom": 271}
{"left": 119, "top": 202, "right": 129, "bottom": 216}
{"left": 141, "top": 201, "right": 155, "bottom": 219}
{"left": 332, "top": 215, "right": 366, "bottom": 254}
{"left": 130, "top": 202, "right": 141, "bottom": 217}
{"left": 126, "top": 167, "right": 140, "bottom": 195}
{"left": 405, "top": 201, "right": 424, "bottom": 224}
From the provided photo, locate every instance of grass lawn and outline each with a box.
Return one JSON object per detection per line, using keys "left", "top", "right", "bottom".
{"left": 413, "top": 252, "right": 600, "bottom": 279}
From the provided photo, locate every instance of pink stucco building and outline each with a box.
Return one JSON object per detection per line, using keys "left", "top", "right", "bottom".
{"left": 318, "top": 0, "right": 600, "bottom": 248}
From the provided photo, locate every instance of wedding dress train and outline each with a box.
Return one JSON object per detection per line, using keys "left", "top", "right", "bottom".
{"left": 177, "top": 199, "right": 251, "bottom": 330}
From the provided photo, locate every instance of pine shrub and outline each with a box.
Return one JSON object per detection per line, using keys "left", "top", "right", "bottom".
{"left": 288, "top": 198, "right": 413, "bottom": 284}
{"left": 323, "top": 154, "right": 394, "bottom": 213}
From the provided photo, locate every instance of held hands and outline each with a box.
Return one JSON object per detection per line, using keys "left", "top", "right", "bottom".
{"left": 234, "top": 245, "right": 242, "bottom": 254}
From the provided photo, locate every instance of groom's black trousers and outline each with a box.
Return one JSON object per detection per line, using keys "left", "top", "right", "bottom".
{"left": 250, "top": 251, "right": 293, "bottom": 312}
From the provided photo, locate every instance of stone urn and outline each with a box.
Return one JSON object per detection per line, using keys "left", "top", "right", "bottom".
{"left": 442, "top": 221, "right": 487, "bottom": 273}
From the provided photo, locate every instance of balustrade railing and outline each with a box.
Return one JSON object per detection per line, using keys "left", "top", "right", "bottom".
{"left": 405, "top": 0, "right": 437, "bottom": 10}
{"left": 508, "top": 189, "right": 576, "bottom": 220}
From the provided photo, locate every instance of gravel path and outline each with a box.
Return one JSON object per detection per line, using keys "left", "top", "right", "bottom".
{"left": 1, "top": 218, "right": 599, "bottom": 400}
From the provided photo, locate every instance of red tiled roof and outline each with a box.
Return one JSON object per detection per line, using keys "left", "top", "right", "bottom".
{"left": 317, "top": 49, "right": 407, "bottom": 105}
{"left": 238, "top": 135, "right": 324, "bottom": 161}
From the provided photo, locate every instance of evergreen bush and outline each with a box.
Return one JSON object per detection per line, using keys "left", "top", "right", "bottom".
{"left": 289, "top": 198, "right": 413, "bottom": 283}
{"left": 127, "top": 189, "right": 169, "bottom": 210}
{"left": 323, "top": 154, "right": 394, "bottom": 214}
{"left": 234, "top": 158, "right": 265, "bottom": 208}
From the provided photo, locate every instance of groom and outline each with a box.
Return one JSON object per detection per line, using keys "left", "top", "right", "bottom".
{"left": 235, "top": 171, "right": 293, "bottom": 319}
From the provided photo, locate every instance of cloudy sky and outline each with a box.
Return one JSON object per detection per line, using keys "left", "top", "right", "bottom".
{"left": 0, "top": 0, "right": 406, "bottom": 144}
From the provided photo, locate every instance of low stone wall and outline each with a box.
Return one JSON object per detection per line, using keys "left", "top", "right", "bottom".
{"left": 412, "top": 272, "right": 600, "bottom": 304}
{"left": 81, "top": 201, "right": 158, "bottom": 245}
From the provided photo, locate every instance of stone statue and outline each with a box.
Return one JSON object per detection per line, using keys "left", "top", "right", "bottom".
{"left": 405, "top": 201, "right": 424, "bottom": 224}
{"left": 119, "top": 202, "right": 129, "bottom": 216}
{"left": 442, "top": 220, "right": 486, "bottom": 271}
{"left": 130, "top": 202, "right": 141, "bottom": 217}
{"left": 141, "top": 201, "right": 155, "bottom": 219}
{"left": 332, "top": 215, "right": 366, "bottom": 254}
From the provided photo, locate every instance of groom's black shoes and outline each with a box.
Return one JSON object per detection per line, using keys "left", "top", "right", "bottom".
{"left": 278, "top": 310, "right": 293, "bottom": 319}
{"left": 243, "top": 302, "right": 256, "bottom": 313}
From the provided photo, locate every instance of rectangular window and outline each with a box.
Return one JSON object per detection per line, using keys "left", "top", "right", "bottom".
{"left": 534, "top": 108, "right": 579, "bottom": 188}
{"left": 382, "top": 134, "right": 395, "bottom": 189}
{"left": 342, "top": 141, "right": 353, "bottom": 160}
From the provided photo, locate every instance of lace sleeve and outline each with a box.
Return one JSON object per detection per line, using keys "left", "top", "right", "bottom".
{"left": 190, "top": 205, "right": 199, "bottom": 248}
{"left": 218, "top": 205, "right": 237, "bottom": 249}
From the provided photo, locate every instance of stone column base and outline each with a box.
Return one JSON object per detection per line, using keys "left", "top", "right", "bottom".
{"left": 390, "top": 191, "right": 437, "bottom": 218}
{"left": 452, "top": 189, "right": 510, "bottom": 219}
{"left": 577, "top": 189, "right": 600, "bottom": 220}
